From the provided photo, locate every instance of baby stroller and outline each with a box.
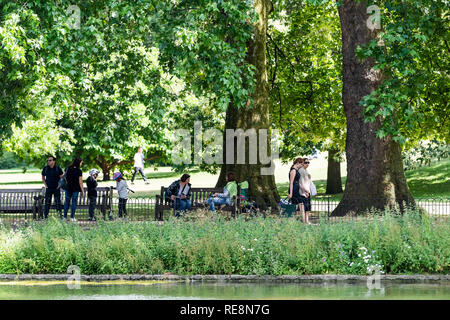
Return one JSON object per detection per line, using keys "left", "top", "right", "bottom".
{"left": 239, "top": 181, "right": 260, "bottom": 216}
{"left": 279, "top": 197, "right": 298, "bottom": 217}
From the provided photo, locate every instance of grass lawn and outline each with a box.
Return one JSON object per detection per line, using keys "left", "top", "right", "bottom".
{"left": 404, "top": 160, "right": 450, "bottom": 199}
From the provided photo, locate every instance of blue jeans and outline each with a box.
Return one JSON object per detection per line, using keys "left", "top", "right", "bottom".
{"left": 64, "top": 190, "right": 79, "bottom": 219}
{"left": 174, "top": 199, "right": 191, "bottom": 217}
{"left": 207, "top": 197, "right": 231, "bottom": 211}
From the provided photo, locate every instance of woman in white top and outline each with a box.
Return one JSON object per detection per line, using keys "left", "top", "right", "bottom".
{"left": 298, "top": 158, "right": 312, "bottom": 224}
{"left": 131, "top": 147, "right": 149, "bottom": 185}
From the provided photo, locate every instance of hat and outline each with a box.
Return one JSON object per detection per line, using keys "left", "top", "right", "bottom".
{"left": 113, "top": 172, "right": 122, "bottom": 181}
{"left": 89, "top": 168, "right": 100, "bottom": 176}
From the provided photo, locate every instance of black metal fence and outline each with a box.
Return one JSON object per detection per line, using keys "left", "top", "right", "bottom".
{"left": 0, "top": 195, "right": 448, "bottom": 226}
{"left": 276, "top": 197, "right": 450, "bottom": 223}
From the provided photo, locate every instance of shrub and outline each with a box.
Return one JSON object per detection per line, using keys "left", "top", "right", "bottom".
{"left": 0, "top": 211, "right": 448, "bottom": 275}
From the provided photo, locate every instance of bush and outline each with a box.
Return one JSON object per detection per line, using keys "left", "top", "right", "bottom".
{"left": 403, "top": 140, "right": 449, "bottom": 171}
{"left": 0, "top": 210, "right": 448, "bottom": 275}
{"left": 0, "top": 152, "right": 26, "bottom": 169}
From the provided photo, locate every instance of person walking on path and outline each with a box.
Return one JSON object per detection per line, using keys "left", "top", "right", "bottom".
{"left": 63, "top": 157, "right": 84, "bottom": 222}
{"left": 288, "top": 158, "right": 304, "bottom": 217}
{"left": 41, "top": 155, "right": 64, "bottom": 219}
{"left": 87, "top": 169, "right": 100, "bottom": 221}
{"left": 131, "top": 147, "right": 149, "bottom": 185}
{"left": 206, "top": 172, "right": 237, "bottom": 212}
{"left": 165, "top": 174, "right": 192, "bottom": 217}
{"left": 113, "top": 171, "right": 129, "bottom": 218}
{"left": 298, "top": 158, "right": 312, "bottom": 224}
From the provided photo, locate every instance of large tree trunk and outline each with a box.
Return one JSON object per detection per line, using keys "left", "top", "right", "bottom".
{"left": 332, "top": 0, "right": 414, "bottom": 216}
{"left": 95, "top": 156, "right": 112, "bottom": 181}
{"left": 216, "top": 0, "right": 279, "bottom": 210}
{"left": 326, "top": 148, "right": 343, "bottom": 194}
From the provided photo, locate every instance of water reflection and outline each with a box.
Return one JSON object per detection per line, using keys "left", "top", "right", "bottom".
{"left": 0, "top": 282, "right": 448, "bottom": 300}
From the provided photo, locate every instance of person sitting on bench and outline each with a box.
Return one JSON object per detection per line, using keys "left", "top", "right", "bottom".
{"left": 165, "top": 174, "right": 192, "bottom": 217}
{"left": 206, "top": 172, "right": 237, "bottom": 212}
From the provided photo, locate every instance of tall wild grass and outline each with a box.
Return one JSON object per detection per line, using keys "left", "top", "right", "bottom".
{"left": 0, "top": 208, "right": 448, "bottom": 275}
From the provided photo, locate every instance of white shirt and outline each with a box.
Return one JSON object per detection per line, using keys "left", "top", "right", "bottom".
{"left": 178, "top": 183, "right": 190, "bottom": 197}
{"left": 298, "top": 167, "right": 311, "bottom": 197}
{"left": 133, "top": 152, "right": 144, "bottom": 168}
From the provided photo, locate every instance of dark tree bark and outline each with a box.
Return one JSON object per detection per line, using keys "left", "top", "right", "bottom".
{"left": 216, "top": 0, "right": 279, "bottom": 210}
{"left": 326, "top": 148, "right": 343, "bottom": 194}
{"left": 95, "top": 157, "right": 112, "bottom": 181}
{"left": 103, "top": 171, "right": 111, "bottom": 181}
{"left": 332, "top": 0, "right": 414, "bottom": 216}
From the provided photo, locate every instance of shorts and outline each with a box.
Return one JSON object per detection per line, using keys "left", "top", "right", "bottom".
{"left": 299, "top": 195, "right": 311, "bottom": 212}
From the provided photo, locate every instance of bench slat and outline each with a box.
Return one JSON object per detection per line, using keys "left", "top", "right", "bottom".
{"left": 0, "top": 187, "right": 113, "bottom": 218}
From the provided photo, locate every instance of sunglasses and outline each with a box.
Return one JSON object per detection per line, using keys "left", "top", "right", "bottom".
{"left": 304, "top": 162, "right": 310, "bottom": 164}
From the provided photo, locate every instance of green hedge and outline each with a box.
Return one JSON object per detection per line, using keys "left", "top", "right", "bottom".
{"left": 0, "top": 210, "right": 448, "bottom": 275}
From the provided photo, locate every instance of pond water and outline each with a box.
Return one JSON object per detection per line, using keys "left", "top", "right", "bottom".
{"left": 0, "top": 281, "right": 448, "bottom": 300}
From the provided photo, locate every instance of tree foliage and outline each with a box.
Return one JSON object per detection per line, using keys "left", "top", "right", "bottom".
{"left": 0, "top": 6, "right": 46, "bottom": 139}
{"left": 267, "top": 0, "right": 345, "bottom": 160}
{"left": 357, "top": 0, "right": 449, "bottom": 146}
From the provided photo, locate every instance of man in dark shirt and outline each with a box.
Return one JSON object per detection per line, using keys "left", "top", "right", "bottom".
{"left": 41, "top": 156, "right": 64, "bottom": 219}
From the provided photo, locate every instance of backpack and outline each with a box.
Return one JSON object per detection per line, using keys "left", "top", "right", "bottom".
{"left": 238, "top": 181, "right": 249, "bottom": 205}
{"left": 58, "top": 167, "right": 69, "bottom": 190}
{"left": 43, "top": 165, "right": 62, "bottom": 176}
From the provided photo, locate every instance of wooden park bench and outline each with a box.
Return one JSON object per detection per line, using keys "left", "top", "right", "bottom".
{"left": 0, "top": 188, "right": 46, "bottom": 220}
{"left": 154, "top": 186, "right": 241, "bottom": 221}
{"left": 0, "top": 187, "right": 114, "bottom": 220}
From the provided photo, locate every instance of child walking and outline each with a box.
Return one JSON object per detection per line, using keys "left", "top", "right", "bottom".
{"left": 113, "top": 171, "right": 128, "bottom": 218}
{"left": 87, "top": 169, "right": 100, "bottom": 221}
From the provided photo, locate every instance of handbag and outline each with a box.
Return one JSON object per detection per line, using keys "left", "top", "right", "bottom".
{"left": 310, "top": 181, "right": 317, "bottom": 196}
{"left": 58, "top": 168, "right": 68, "bottom": 190}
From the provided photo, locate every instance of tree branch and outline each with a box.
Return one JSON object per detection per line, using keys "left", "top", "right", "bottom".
{"left": 445, "top": 39, "right": 450, "bottom": 54}
{"left": 266, "top": 32, "right": 313, "bottom": 100}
